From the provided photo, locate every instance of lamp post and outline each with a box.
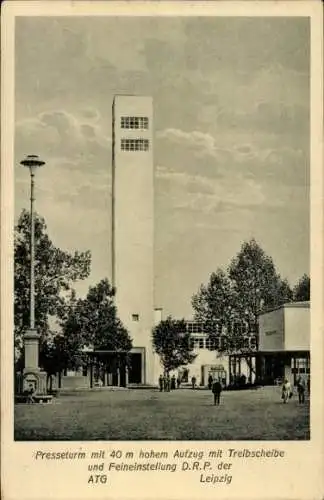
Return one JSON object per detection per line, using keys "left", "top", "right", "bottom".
{"left": 20, "top": 155, "right": 45, "bottom": 329}
{"left": 20, "top": 154, "right": 47, "bottom": 395}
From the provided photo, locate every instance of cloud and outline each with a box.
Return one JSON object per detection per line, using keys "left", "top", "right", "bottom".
{"left": 158, "top": 128, "right": 215, "bottom": 152}
{"left": 157, "top": 128, "right": 254, "bottom": 162}
{"left": 15, "top": 108, "right": 111, "bottom": 168}
{"left": 15, "top": 109, "right": 112, "bottom": 221}
{"left": 80, "top": 107, "right": 100, "bottom": 121}
{"left": 156, "top": 128, "right": 233, "bottom": 167}
{"left": 156, "top": 165, "right": 268, "bottom": 216}
{"left": 156, "top": 126, "right": 307, "bottom": 186}
{"left": 156, "top": 151, "right": 308, "bottom": 223}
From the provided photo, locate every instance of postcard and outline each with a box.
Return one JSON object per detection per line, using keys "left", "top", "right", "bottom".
{"left": 1, "top": 1, "right": 323, "bottom": 499}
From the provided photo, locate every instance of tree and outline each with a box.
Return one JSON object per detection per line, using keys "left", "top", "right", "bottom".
{"left": 39, "top": 335, "right": 67, "bottom": 379}
{"left": 228, "top": 239, "right": 292, "bottom": 330}
{"left": 14, "top": 209, "right": 91, "bottom": 363}
{"left": 53, "top": 288, "right": 87, "bottom": 371}
{"left": 40, "top": 289, "right": 86, "bottom": 374}
{"left": 59, "top": 279, "right": 132, "bottom": 370}
{"left": 293, "top": 274, "right": 310, "bottom": 301}
{"left": 191, "top": 268, "right": 235, "bottom": 336}
{"left": 152, "top": 316, "right": 197, "bottom": 374}
{"left": 192, "top": 239, "right": 293, "bottom": 354}
{"left": 276, "top": 277, "right": 294, "bottom": 304}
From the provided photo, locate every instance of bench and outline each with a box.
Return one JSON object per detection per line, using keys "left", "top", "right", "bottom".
{"left": 15, "top": 394, "right": 53, "bottom": 404}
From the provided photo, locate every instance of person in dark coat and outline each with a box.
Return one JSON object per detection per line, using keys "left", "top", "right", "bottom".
{"left": 296, "top": 376, "right": 306, "bottom": 404}
{"left": 191, "top": 376, "right": 197, "bottom": 389}
{"left": 166, "top": 374, "right": 171, "bottom": 392}
{"left": 171, "top": 375, "right": 176, "bottom": 390}
{"left": 158, "top": 374, "right": 163, "bottom": 392}
{"left": 212, "top": 378, "right": 222, "bottom": 406}
{"left": 208, "top": 374, "right": 213, "bottom": 390}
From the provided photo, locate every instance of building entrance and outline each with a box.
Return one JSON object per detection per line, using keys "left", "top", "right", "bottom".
{"left": 87, "top": 351, "right": 128, "bottom": 388}
{"left": 263, "top": 355, "right": 285, "bottom": 383}
{"left": 201, "top": 364, "right": 227, "bottom": 387}
{"left": 128, "top": 353, "right": 142, "bottom": 384}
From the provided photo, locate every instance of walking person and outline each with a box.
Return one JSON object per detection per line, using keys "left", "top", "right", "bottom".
{"left": 191, "top": 375, "right": 197, "bottom": 390}
{"left": 212, "top": 378, "right": 222, "bottom": 406}
{"left": 171, "top": 375, "right": 176, "bottom": 390}
{"left": 281, "top": 378, "right": 292, "bottom": 403}
{"left": 26, "top": 384, "right": 36, "bottom": 404}
{"left": 158, "top": 374, "right": 163, "bottom": 392}
{"left": 208, "top": 374, "right": 213, "bottom": 390}
{"left": 163, "top": 374, "right": 167, "bottom": 392}
{"left": 296, "top": 376, "right": 306, "bottom": 404}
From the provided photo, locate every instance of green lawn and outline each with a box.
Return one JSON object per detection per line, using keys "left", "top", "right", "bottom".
{"left": 14, "top": 386, "right": 310, "bottom": 441}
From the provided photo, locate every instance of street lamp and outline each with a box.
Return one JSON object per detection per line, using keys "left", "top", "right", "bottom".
{"left": 20, "top": 154, "right": 47, "bottom": 396}
{"left": 20, "top": 155, "right": 45, "bottom": 330}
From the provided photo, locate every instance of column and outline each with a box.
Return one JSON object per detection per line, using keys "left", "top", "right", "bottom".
{"left": 248, "top": 356, "right": 252, "bottom": 384}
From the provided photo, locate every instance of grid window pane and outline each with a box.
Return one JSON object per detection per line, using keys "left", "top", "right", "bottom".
{"left": 121, "top": 116, "right": 149, "bottom": 130}
{"left": 186, "top": 321, "right": 204, "bottom": 334}
{"left": 121, "top": 139, "right": 149, "bottom": 151}
{"left": 206, "top": 338, "right": 218, "bottom": 350}
{"left": 296, "top": 358, "right": 307, "bottom": 369}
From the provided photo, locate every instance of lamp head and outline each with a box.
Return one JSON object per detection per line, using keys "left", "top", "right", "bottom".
{"left": 20, "top": 155, "right": 45, "bottom": 170}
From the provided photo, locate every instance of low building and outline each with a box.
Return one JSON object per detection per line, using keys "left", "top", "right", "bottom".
{"left": 168, "top": 321, "right": 257, "bottom": 387}
{"left": 50, "top": 302, "right": 310, "bottom": 391}
{"left": 168, "top": 302, "right": 310, "bottom": 388}
{"left": 258, "top": 301, "right": 310, "bottom": 385}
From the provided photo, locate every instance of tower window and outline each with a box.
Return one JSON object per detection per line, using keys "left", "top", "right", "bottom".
{"left": 132, "top": 314, "right": 139, "bottom": 321}
{"left": 121, "top": 138, "right": 149, "bottom": 152}
{"left": 121, "top": 116, "right": 149, "bottom": 130}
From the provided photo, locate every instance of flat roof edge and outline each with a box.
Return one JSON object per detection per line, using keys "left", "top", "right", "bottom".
{"left": 259, "top": 301, "right": 310, "bottom": 316}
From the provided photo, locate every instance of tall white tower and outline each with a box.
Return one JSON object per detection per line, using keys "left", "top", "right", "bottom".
{"left": 112, "top": 95, "right": 155, "bottom": 384}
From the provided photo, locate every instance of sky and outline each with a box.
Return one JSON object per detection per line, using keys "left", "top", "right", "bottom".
{"left": 14, "top": 16, "right": 310, "bottom": 318}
